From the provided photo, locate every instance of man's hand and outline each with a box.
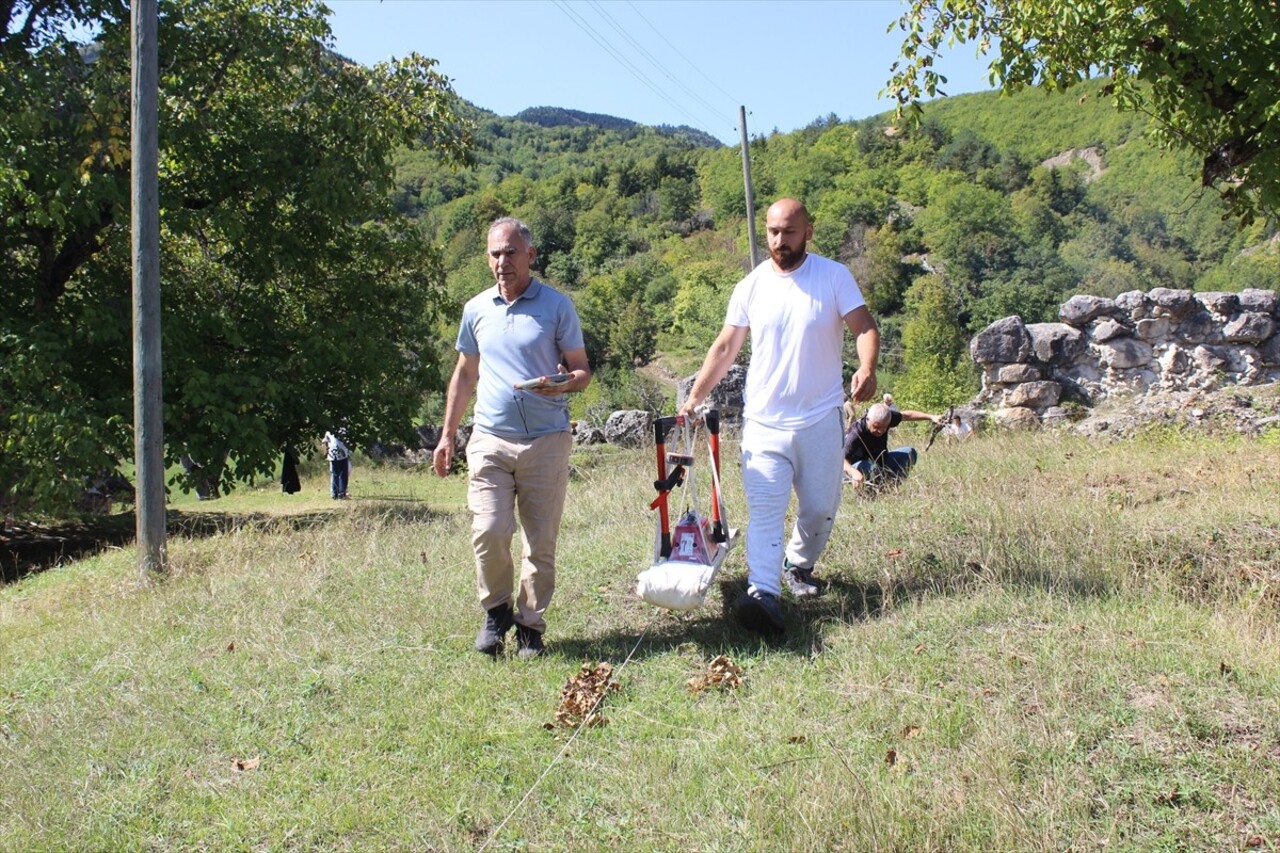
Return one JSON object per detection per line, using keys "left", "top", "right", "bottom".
{"left": 432, "top": 437, "right": 455, "bottom": 478}
{"left": 850, "top": 366, "right": 877, "bottom": 402}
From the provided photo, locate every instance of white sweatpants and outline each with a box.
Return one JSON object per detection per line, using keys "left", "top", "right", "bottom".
{"left": 739, "top": 408, "right": 845, "bottom": 596}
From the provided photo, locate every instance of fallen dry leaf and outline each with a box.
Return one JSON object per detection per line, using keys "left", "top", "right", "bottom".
{"left": 886, "top": 548, "right": 904, "bottom": 559}
{"left": 232, "top": 757, "right": 260, "bottom": 772}
{"left": 912, "top": 643, "right": 925, "bottom": 655}
{"left": 901, "top": 725, "right": 921, "bottom": 739}
{"left": 551, "top": 662, "right": 621, "bottom": 729}
{"left": 786, "top": 734, "right": 807, "bottom": 745}
{"left": 884, "top": 748, "right": 897, "bottom": 767}
{"left": 687, "top": 655, "right": 744, "bottom": 693}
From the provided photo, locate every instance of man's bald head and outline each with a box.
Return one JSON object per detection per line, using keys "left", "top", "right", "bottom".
{"left": 766, "top": 197, "right": 811, "bottom": 226}
{"left": 765, "top": 198, "right": 813, "bottom": 272}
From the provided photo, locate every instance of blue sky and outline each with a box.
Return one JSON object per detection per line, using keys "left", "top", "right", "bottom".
{"left": 324, "top": 0, "right": 997, "bottom": 145}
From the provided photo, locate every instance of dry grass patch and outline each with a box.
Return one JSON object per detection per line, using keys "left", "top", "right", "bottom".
{"left": 1, "top": 428, "right": 1278, "bottom": 851}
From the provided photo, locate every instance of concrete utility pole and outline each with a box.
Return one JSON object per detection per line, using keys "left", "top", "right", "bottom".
{"left": 739, "top": 105, "right": 759, "bottom": 267}
{"left": 132, "top": 0, "right": 165, "bottom": 577}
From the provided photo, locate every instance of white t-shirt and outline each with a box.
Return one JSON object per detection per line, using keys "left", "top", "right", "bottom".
{"left": 725, "top": 253, "right": 866, "bottom": 429}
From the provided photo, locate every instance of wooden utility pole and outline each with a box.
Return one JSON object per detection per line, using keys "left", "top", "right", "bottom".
{"left": 132, "top": 0, "right": 165, "bottom": 577}
{"left": 739, "top": 105, "right": 759, "bottom": 267}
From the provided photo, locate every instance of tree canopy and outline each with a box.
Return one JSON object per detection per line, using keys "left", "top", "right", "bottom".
{"left": 1, "top": 0, "right": 472, "bottom": 510}
{"left": 884, "top": 0, "right": 1280, "bottom": 223}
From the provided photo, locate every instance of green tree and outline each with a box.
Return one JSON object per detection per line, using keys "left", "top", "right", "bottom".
{"left": 608, "top": 295, "right": 658, "bottom": 368}
{"left": 577, "top": 257, "right": 669, "bottom": 369}
{"left": 657, "top": 175, "right": 696, "bottom": 223}
{"left": 894, "top": 274, "right": 978, "bottom": 410}
{"left": 854, "top": 224, "right": 914, "bottom": 316}
{"left": 884, "top": 0, "right": 1280, "bottom": 222}
{"left": 669, "top": 260, "right": 740, "bottom": 355}
{"left": 915, "top": 180, "right": 1021, "bottom": 288}
{"left": 0, "top": 0, "right": 472, "bottom": 510}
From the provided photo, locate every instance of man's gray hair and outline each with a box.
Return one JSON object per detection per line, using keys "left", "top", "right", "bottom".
{"left": 488, "top": 216, "right": 534, "bottom": 246}
{"left": 867, "top": 403, "right": 892, "bottom": 425}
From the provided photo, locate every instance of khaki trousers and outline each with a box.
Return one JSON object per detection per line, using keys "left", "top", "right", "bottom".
{"left": 466, "top": 429, "right": 573, "bottom": 633}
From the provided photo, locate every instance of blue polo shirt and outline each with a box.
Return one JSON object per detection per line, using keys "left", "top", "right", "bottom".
{"left": 456, "top": 279, "right": 585, "bottom": 438}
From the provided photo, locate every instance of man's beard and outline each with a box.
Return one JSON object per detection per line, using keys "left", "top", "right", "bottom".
{"left": 771, "top": 241, "right": 806, "bottom": 271}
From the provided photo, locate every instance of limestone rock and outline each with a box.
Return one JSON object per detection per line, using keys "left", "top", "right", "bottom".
{"left": 1059, "top": 294, "right": 1117, "bottom": 327}
{"left": 1005, "top": 381, "right": 1061, "bottom": 409}
{"left": 1238, "top": 288, "right": 1278, "bottom": 317}
{"left": 1261, "top": 334, "right": 1280, "bottom": 367}
{"left": 1115, "top": 290, "right": 1150, "bottom": 318}
{"left": 1223, "top": 312, "right": 1275, "bottom": 343}
{"left": 996, "top": 363, "right": 1041, "bottom": 384}
{"left": 603, "top": 410, "right": 654, "bottom": 447}
{"left": 970, "top": 316, "right": 1032, "bottom": 364}
{"left": 574, "top": 424, "right": 606, "bottom": 445}
{"left": 1092, "top": 318, "right": 1129, "bottom": 343}
{"left": 1149, "top": 287, "right": 1197, "bottom": 319}
{"left": 1097, "top": 338, "right": 1153, "bottom": 370}
{"left": 1174, "top": 307, "right": 1227, "bottom": 345}
{"left": 993, "top": 406, "right": 1041, "bottom": 430}
{"left": 1027, "top": 322, "right": 1086, "bottom": 364}
{"left": 1135, "top": 317, "right": 1170, "bottom": 340}
{"left": 1195, "top": 291, "right": 1240, "bottom": 316}
{"left": 677, "top": 364, "right": 746, "bottom": 421}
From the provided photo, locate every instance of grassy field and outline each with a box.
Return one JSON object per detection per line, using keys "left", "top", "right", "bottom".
{"left": 2, "top": 422, "right": 1279, "bottom": 852}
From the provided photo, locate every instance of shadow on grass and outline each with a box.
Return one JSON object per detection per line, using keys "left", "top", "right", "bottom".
{"left": 1, "top": 499, "right": 461, "bottom": 585}
{"left": 0, "top": 515, "right": 136, "bottom": 585}
{"left": 549, "top": 572, "right": 902, "bottom": 664}
{"left": 549, "top": 558, "right": 1117, "bottom": 665}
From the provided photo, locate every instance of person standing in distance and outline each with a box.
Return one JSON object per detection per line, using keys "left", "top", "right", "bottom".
{"left": 433, "top": 217, "right": 591, "bottom": 660}
{"left": 679, "top": 198, "right": 880, "bottom": 636}
{"left": 322, "top": 431, "right": 350, "bottom": 500}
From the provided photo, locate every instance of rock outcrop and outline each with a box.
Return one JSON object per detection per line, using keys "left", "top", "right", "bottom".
{"left": 677, "top": 364, "right": 747, "bottom": 422}
{"left": 971, "top": 288, "right": 1280, "bottom": 428}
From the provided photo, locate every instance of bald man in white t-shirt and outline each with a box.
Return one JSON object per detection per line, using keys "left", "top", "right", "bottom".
{"left": 680, "top": 198, "right": 880, "bottom": 636}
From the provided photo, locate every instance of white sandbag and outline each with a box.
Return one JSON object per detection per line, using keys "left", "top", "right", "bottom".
{"left": 636, "top": 560, "right": 717, "bottom": 611}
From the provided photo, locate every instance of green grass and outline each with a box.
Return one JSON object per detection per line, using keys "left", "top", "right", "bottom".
{"left": 2, "top": 427, "right": 1279, "bottom": 851}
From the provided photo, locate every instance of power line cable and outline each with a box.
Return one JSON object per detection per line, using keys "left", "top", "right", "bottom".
{"left": 624, "top": 0, "right": 743, "bottom": 109}
{"left": 585, "top": 0, "right": 735, "bottom": 133}
{"left": 552, "top": 0, "right": 710, "bottom": 131}
{"left": 550, "top": 0, "right": 716, "bottom": 135}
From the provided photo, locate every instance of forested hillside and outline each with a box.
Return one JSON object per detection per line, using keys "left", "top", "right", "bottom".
{"left": 5, "top": 0, "right": 1277, "bottom": 513}
{"left": 398, "top": 78, "right": 1279, "bottom": 419}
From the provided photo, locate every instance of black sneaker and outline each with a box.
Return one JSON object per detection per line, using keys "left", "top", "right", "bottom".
{"left": 782, "top": 559, "right": 822, "bottom": 598}
{"left": 734, "top": 588, "right": 784, "bottom": 636}
{"left": 475, "top": 604, "right": 514, "bottom": 656}
{"left": 515, "top": 624, "right": 544, "bottom": 660}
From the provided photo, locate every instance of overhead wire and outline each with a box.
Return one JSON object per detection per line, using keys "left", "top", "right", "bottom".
{"left": 585, "top": 0, "right": 736, "bottom": 134}
{"left": 623, "top": 0, "right": 744, "bottom": 110}
{"left": 550, "top": 0, "right": 737, "bottom": 140}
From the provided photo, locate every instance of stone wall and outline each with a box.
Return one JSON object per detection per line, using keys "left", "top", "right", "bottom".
{"left": 970, "top": 288, "right": 1280, "bottom": 428}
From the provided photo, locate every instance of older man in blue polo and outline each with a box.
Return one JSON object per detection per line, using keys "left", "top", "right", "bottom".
{"left": 433, "top": 217, "right": 592, "bottom": 660}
